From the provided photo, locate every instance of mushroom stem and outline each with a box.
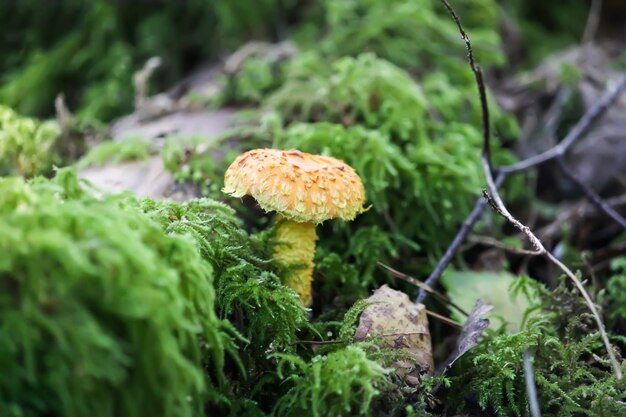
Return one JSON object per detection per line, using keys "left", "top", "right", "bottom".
{"left": 274, "top": 214, "right": 318, "bottom": 306}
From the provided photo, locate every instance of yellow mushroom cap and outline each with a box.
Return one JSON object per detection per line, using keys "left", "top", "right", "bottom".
{"left": 223, "top": 149, "right": 366, "bottom": 224}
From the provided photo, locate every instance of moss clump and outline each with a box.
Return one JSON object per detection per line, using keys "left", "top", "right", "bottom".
{"left": 273, "top": 346, "right": 390, "bottom": 417}
{"left": 160, "top": 136, "right": 224, "bottom": 196}
{"left": 268, "top": 53, "right": 517, "bottom": 141}
{"left": 605, "top": 257, "right": 626, "bottom": 322}
{"left": 76, "top": 136, "right": 152, "bottom": 169}
{"left": 321, "top": 0, "right": 504, "bottom": 72}
{"left": 137, "top": 197, "right": 309, "bottom": 416}
{"left": 212, "top": 55, "right": 290, "bottom": 106}
{"left": 0, "top": 1, "right": 308, "bottom": 122}
{"left": 0, "top": 169, "right": 236, "bottom": 416}
{"left": 138, "top": 197, "right": 307, "bottom": 357}
{"left": 451, "top": 277, "right": 626, "bottom": 417}
{"left": 268, "top": 54, "right": 429, "bottom": 141}
{"left": 0, "top": 105, "right": 61, "bottom": 177}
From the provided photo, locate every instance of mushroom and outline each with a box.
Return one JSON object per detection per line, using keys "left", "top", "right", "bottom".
{"left": 223, "top": 148, "right": 366, "bottom": 306}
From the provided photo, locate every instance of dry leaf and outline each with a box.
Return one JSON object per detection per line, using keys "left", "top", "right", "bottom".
{"left": 441, "top": 299, "right": 493, "bottom": 374}
{"left": 354, "top": 285, "right": 434, "bottom": 385}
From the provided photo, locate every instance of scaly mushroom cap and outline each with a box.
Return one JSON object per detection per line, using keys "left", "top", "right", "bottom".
{"left": 223, "top": 149, "right": 366, "bottom": 224}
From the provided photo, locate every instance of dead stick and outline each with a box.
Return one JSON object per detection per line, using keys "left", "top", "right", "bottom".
{"left": 440, "top": 0, "right": 623, "bottom": 380}
{"left": 416, "top": 172, "right": 506, "bottom": 302}
{"left": 379, "top": 262, "right": 470, "bottom": 316}
{"left": 416, "top": 78, "right": 625, "bottom": 303}
{"left": 500, "top": 74, "right": 626, "bottom": 174}
{"left": 556, "top": 157, "right": 626, "bottom": 230}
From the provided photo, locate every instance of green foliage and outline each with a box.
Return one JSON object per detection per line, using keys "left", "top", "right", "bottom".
{"left": 76, "top": 137, "right": 152, "bottom": 169}
{"left": 137, "top": 197, "right": 310, "bottom": 416}
{"left": 605, "top": 257, "right": 626, "bottom": 320}
{"left": 452, "top": 278, "right": 626, "bottom": 417}
{"left": 161, "top": 136, "right": 224, "bottom": 196}
{"left": 273, "top": 346, "right": 390, "bottom": 417}
{"left": 0, "top": 169, "right": 235, "bottom": 417}
{"left": 268, "top": 53, "right": 429, "bottom": 141}
{"left": 0, "top": 105, "right": 61, "bottom": 177}
{"left": 268, "top": 53, "right": 518, "bottom": 141}
{"left": 321, "top": 0, "right": 504, "bottom": 72}
{"left": 0, "top": 0, "right": 305, "bottom": 122}
{"left": 213, "top": 56, "right": 288, "bottom": 106}
{"left": 504, "top": 0, "right": 590, "bottom": 66}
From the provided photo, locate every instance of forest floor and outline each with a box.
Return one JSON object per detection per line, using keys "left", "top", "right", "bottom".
{"left": 2, "top": 1, "right": 626, "bottom": 416}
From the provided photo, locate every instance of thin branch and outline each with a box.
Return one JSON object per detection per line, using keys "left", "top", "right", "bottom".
{"left": 524, "top": 350, "right": 542, "bottom": 417}
{"left": 537, "top": 193, "right": 626, "bottom": 241}
{"left": 582, "top": 0, "right": 603, "bottom": 44}
{"left": 467, "top": 234, "right": 542, "bottom": 256}
{"left": 293, "top": 339, "right": 347, "bottom": 346}
{"left": 133, "top": 56, "right": 162, "bottom": 110}
{"left": 416, "top": 173, "right": 506, "bottom": 303}
{"left": 380, "top": 262, "right": 469, "bottom": 316}
{"left": 425, "top": 309, "right": 463, "bottom": 328}
{"left": 543, "top": 86, "right": 572, "bottom": 142}
{"left": 440, "top": 0, "right": 623, "bottom": 380}
{"left": 415, "top": 77, "right": 624, "bottom": 303}
{"left": 500, "top": 74, "right": 626, "bottom": 174}
{"left": 556, "top": 157, "right": 626, "bottom": 230}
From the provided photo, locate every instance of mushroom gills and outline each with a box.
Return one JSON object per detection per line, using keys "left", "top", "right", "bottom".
{"left": 273, "top": 214, "right": 318, "bottom": 306}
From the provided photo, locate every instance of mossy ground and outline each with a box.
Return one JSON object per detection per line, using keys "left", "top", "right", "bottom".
{"left": 2, "top": 1, "right": 625, "bottom": 416}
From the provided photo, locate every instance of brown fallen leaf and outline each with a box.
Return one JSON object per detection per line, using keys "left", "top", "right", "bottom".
{"left": 353, "top": 285, "right": 434, "bottom": 385}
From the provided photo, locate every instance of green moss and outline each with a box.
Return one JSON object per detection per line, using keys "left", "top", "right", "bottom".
{"left": 76, "top": 136, "right": 152, "bottom": 169}
{"left": 0, "top": 0, "right": 309, "bottom": 122}
{"left": 139, "top": 197, "right": 307, "bottom": 356}
{"left": 161, "top": 136, "right": 223, "bottom": 195}
{"left": 451, "top": 277, "right": 626, "bottom": 417}
{"left": 0, "top": 105, "right": 61, "bottom": 177}
{"left": 273, "top": 346, "right": 390, "bottom": 417}
{"left": 321, "top": 0, "right": 504, "bottom": 72}
{"left": 272, "top": 53, "right": 517, "bottom": 140}
{"left": 605, "top": 258, "right": 626, "bottom": 321}
{"left": 0, "top": 169, "right": 236, "bottom": 416}
{"left": 212, "top": 56, "right": 289, "bottom": 106}
{"left": 268, "top": 53, "right": 429, "bottom": 141}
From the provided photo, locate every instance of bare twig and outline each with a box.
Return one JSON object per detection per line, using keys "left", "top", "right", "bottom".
{"left": 556, "top": 157, "right": 626, "bottom": 230}
{"left": 501, "top": 74, "right": 626, "bottom": 174}
{"left": 293, "top": 339, "right": 347, "bottom": 346}
{"left": 416, "top": 174, "right": 506, "bottom": 303}
{"left": 524, "top": 350, "right": 542, "bottom": 417}
{"left": 467, "top": 234, "right": 542, "bottom": 256}
{"left": 425, "top": 309, "right": 463, "bottom": 328}
{"left": 440, "top": 0, "right": 622, "bottom": 379}
{"left": 582, "top": 0, "right": 603, "bottom": 44}
{"left": 415, "top": 77, "right": 624, "bottom": 303}
{"left": 134, "top": 56, "right": 162, "bottom": 110}
{"left": 380, "top": 262, "right": 469, "bottom": 317}
{"left": 543, "top": 86, "right": 572, "bottom": 143}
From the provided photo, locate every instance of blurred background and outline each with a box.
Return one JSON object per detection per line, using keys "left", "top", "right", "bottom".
{"left": 1, "top": 0, "right": 621, "bottom": 123}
